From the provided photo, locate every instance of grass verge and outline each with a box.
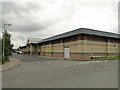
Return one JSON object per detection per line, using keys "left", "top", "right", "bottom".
{"left": 91, "top": 55, "right": 120, "bottom": 60}
{"left": 65, "top": 55, "right": 120, "bottom": 61}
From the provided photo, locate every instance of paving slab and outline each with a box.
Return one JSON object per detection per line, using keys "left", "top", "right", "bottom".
{"left": 2, "top": 57, "right": 21, "bottom": 72}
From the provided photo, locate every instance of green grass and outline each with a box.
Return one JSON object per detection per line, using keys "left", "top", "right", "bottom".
{"left": 0, "top": 55, "right": 1, "bottom": 61}
{"left": 0, "top": 55, "right": 3, "bottom": 64}
{"left": 91, "top": 55, "right": 120, "bottom": 60}
{"left": 0, "top": 55, "right": 2, "bottom": 64}
{"left": 64, "top": 55, "right": 120, "bottom": 61}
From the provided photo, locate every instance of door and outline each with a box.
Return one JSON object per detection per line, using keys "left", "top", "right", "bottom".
{"left": 64, "top": 48, "right": 70, "bottom": 58}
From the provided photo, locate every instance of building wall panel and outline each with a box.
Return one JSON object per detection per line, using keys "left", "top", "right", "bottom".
{"left": 38, "top": 34, "right": 120, "bottom": 60}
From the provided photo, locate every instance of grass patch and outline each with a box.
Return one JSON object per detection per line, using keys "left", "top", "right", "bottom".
{"left": 91, "top": 55, "right": 120, "bottom": 60}
{"left": 64, "top": 55, "right": 120, "bottom": 61}
{"left": 0, "top": 55, "right": 1, "bottom": 62}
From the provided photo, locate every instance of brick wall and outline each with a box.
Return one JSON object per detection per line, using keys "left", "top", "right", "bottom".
{"left": 38, "top": 34, "right": 119, "bottom": 60}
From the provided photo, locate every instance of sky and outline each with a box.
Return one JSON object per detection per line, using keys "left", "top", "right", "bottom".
{"left": 0, "top": 0, "right": 119, "bottom": 48}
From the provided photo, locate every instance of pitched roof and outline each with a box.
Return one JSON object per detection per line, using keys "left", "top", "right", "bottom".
{"left": 39, "top": 28, "right": 120, "bottom": 43}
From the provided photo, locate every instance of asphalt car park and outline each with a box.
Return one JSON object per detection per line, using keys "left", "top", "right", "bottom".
{"left": 2, "top": 54, "right": 118, "bottom": 88}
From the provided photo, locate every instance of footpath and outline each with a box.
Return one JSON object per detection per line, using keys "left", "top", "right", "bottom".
{"left": 1, "top": 57, "right": 21, "bottom": 72}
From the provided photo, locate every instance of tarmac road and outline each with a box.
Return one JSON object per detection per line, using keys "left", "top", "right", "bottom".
{"left": 2, "top": 54, "right": 118, "bottom": 88}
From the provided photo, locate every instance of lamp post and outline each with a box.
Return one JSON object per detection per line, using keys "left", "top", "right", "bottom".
{"left": 2, "top": 24, "right": 12, "bottom": 60}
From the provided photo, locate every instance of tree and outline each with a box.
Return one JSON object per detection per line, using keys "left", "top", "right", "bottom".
{"left": 2, "top": 30, "right": 13, "bottom": 64}
{"left": 0, "top": 39, "right": 2, "bottom": 63}
{"left": 0, "top": 39, "right": 2, "bottom": 56}
{"left": 9, "top": 44, "right": 14, "bottom": 55}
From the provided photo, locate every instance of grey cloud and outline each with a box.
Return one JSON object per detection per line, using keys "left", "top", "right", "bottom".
{"left": 16, "top": 23, "right": 45, "bottom": 32}
{"left": 2, "top": 0, "right": 117, "bottom": 48}
{"left": 0, "top": 2, "right": 2, "bottom": 28}
{"left": 2, "top": 2, "right": 41, "bottom": 16}
{"left": 2, "top": 2, "right": 49, "bottom": 33}
{"left": 2, "top": 2, "right": 69, "bottom": 33}
{"left": 16, "top": 35, "right": 25, "bottom": 40}
{"left": 118, "top": 2, "right": 120, "bottom": 33}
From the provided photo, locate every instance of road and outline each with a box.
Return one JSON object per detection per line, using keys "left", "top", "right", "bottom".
{"left": 3, "top": 54, "right": 118, "bottom": 88}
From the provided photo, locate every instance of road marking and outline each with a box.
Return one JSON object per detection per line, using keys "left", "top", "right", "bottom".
{"left": 38, "top": 60, "right": 114, "bottom": 70}
{"left": 44, "top": 68, "right": 48, "bottom": 70}
{"left": 97, "top": 65, "right": 118, "bottom": 71}
{"left": 61, "top": 60, "right": 108, "bottom": 68}
{"left": 63, "top": 65, "right": 67, "bottom": 67}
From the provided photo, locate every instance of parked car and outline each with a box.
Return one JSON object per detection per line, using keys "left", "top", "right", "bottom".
{"left": 17, "top": 51, "right": 23, "bottom": 54}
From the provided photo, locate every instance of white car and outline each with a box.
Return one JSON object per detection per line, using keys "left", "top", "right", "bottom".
{"left": 17, "top": 51, "right": 23, "bottom": 54}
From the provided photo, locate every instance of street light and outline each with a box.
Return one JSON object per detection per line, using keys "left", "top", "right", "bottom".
{"left": 2, "top": 24, "right": 12, "bottom": 59}
{"left": 4, "top": 24, "right": 12, "bottom": 30}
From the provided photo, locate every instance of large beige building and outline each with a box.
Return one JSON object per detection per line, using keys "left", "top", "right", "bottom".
{"left": 37, "top": 28, "right": 120, "bottom": 60}
{"left": 26, "top": 38, "right": 42, "bottom": 55}
{"left": 20, "top": 28, "right": 120, "bottom": 60}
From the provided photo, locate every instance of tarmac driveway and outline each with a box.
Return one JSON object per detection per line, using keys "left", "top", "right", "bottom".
{"left": 2, "top": 54, "right": 118, "bottom": 88}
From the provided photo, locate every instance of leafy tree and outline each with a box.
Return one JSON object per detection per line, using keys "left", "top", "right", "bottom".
{"left": 0, "top": 38, "right": 2, "bottom": 63}
{"left": 0, "top": 39, "right": 2, "bottom": 55}
{"left": 10, "top": 44, "right": 14, "bottom": 55}
{"left": 2, "top": 30, "right": 13, "bottom": 64}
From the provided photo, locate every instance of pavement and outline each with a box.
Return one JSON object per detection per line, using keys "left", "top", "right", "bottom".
{"left": 2, "top": 56, "right": 21, "bottom": 72}
{"left": 2, "top": 54, "right": 118, "bottom": 88}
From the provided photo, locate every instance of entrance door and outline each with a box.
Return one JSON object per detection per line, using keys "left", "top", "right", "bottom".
{"left": 64, "top": 48, "right": 70, "bottom": 58}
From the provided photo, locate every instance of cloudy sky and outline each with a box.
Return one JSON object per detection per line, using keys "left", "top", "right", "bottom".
{"left": 0, "top": 0, "right": 119, "bottom": 48}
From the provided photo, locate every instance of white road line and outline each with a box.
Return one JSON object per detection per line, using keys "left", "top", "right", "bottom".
{"left": 44, "top": 68, "right": 48, "bottom": 70}
{"left": 97, "top": 65, "right": 118, "bottom": 71}
{"left": 61, "top": 60, "right": 108, "bottom": 68}
{"left": 63, "top": 65, "right": 68, "bottom": 67}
